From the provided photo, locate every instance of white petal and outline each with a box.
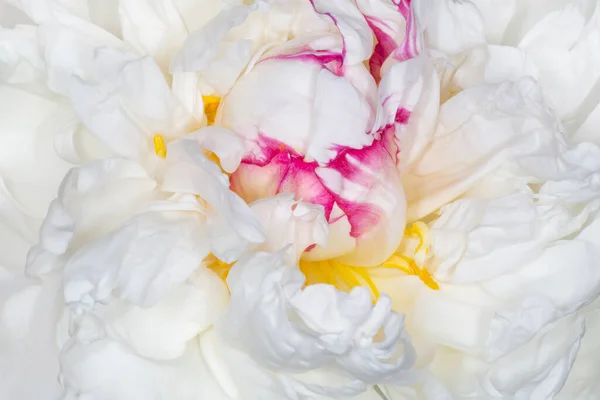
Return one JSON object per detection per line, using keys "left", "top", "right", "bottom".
{"left": 101, "top": 271, "right": 228, "bottom": 360}
{"left": 469, "top": 0, "right": 516, "bottom": 44}
{"left": 60, "top": 314, "right": 232, "bottom": 400}
{"left": 557, "top": 299, "right": 600, "bottom": 399}
{"left": 119, "top": 0, "right": 188, "bottom": 73}
{"left": 487, "top": 315, "right": 585, "bottom": 399}
{"left": 170, "top": 4, "right": 253, "bottom": 94}
{"left": 220, "top": 251, "right": 417, "bottom": 397}
{"left": 376, "top": 55, "right": 440, "bottom": 168}
{"left": 5, "top": 0, "right": 89, "bottom": 24}
{"left": 403, "top": 77, "right": 561, "bottom": 221}
{"left": 162, "top": 127, "right": 265, "bottom": 261}
{"left": 310, "top": 0, "right": 374, "bottom": 65}
{"left": 0, "top": 176, "right": 38, "bottom": 270}
{"left": 0, "top": 274, "right": 63, "bottom": 400}
{"left": 423, "top": 0, "right": 485, "bottom": 55}
{"left": 26, "top": 158, "right": 157, "bottom": 276}
{"left": 249, "top": 193, "right": 329, "bottom": 262}
{"left": 0, "top": 2, "right": 31, "bottom": 27}
{"left": 63, "top": 210, "right": 210, "bottom": 308}
{"left": 66, "top": 49, "right": 190, "bottom": 160}
{"left": 518, "top": 1, "right": 600, "bottom": 119}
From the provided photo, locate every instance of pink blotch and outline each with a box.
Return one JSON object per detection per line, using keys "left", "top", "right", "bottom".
{"left": 365, "top": 16, "right": 398, "bottom": 82}
{"left": 392, "top": 0, "right": 421, "bottom": 61}
{"left": 395, "top": 108, "right": 411, "bottom": 124}
{"left": 232, "top": 133, "right": 397, "bottom": 239}
{"left": 308, "top": 0, "right": 348, "bottom": 66}
{"left": 264, "top": 50, "right": 344, "bottom": 77}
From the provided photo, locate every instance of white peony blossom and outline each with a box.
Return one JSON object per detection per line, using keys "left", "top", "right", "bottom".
{"left": 2, "top": 0, "right": 600, "bottom": 399}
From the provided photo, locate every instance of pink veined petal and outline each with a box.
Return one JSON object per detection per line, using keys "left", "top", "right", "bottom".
{"left": 231, "top": 129, "right": 406, "bottom": 265}
{"left": 263, "top": 47, "right": 344, "bottom": 77}
{"left": 392, "top": 0, "right": 422, "bottom": 62}
{"left": 357, "top": 0, "right": 423, "bottom": 81}
{"left": 309, "top": 0, "right": 374, "bottom": 66}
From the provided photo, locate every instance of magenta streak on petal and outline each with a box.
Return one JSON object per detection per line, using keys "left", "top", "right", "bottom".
{"left": 395, "top": 108, "right": 411, "bottom": 124}
{"left": 232, "top": 133, "right": 395, "bottom": 239}
{"left": 264, "top": 50, "right": 344, "bottom": 77}
{"left": 235, "top": 134, "right": 335, "bottom": 220}
{"left": 323, "top": 138, "right": 399, "bottom": 237}
{"left": 365, "top": 16, "right": 398, "bottom": 82}
{"left": 308, "top": 0, "right": 348, "bottom": 66}
{"left": 392, "top": 0, "right": 421, "bottom": 61}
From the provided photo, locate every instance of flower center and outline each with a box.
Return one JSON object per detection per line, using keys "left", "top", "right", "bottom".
{"left": 152, "top": 96, "right": 222, "bottom": 159}
{"left": 299, "top": 222, "right": 439, "bottom": 301}
{"left": 205, "top": 222, "right": 439, "bottom": 301}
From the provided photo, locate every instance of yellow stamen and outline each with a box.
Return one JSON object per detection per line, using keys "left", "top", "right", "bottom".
{"left": 333, "top": 261, "right": 361, "bottom": 290}
{"left": 206, "top": 222, "right": 439, "bottom": 304}
{"left": 202, "top": 95, "right": 221, "bottom": 126}
{"left": 204, "top": 254, "right": 233, "bottom": 282}
{"left": 405, "top": 221, "right": 429, "bottom": 254}
{"left": 352, "top": 266, "right": 380, "bottom": 300}
{"left": 382, "top": 254, "right": 439, "bottom": 291}
{"left": 153, "top": 134, "right": 167, "bottom": 158}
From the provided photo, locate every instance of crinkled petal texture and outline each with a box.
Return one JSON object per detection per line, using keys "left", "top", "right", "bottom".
{"left": 218, "top": 250, "right": 417, "bottom": 399}
{"left": 375, "top": 57, "right": 600, "bottom": 396}
{"left": 0, "top": 18, "right": 96, "bottom": 400}
{"left": 423, "top": 0, "right": 600, "bottom": 147}
{"left": 0, "top": 177, "right": 64, "bottom": 400}
{"left": 169, "top": 0, "right": 331, "bottom": 95}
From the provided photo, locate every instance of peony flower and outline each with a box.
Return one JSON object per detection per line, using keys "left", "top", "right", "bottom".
{"left": 2, "top": 0, "right": 600, "bottom": 400}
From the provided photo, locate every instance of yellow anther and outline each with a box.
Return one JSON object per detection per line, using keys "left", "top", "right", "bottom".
{"left": 153, "top": 134, "right": 167, "bottom": 158}
{"left": 202, "top": 95, "right": 221, "bottom": 126}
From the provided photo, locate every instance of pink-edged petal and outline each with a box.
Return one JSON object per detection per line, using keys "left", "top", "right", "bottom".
{"left": 356, "top": 0, "right": 423, "bottom": 80}
{"left": 309, "top": 0, "right": 374, "bottom": 66}
{"left": 372, "top": 55, "right": 440, "bottom": 168}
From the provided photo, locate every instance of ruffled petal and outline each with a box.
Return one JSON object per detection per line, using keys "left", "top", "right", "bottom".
{"left": 170, "top": 4, "right": 254, "bottom": 95}
{"left": 309, "top": 0, "right": 374, "bottom": 66}
{"left": 63, "top": 210, "right": 210, "bottom": 309}
{"left": 100, "top": 269, "right": 228, "bottom": 360}
{"left": 60, "top": 314, "right": 232, "bottom": 400}
{"left": 403, "top": 77, "right": 563, "bottom": 221}
{"left": 26, "top": 158, "right": 157, "bottom": 276}
{"left": 220, "top": 250, "right": 417, "bottom": 398}
{"left": 249, "top": 193, "right": 329, "bottom": 262}
{"left": 162, "top": 127, "right": 265, "bottom": 262}
{"left": 119, "top": 0, "right": 188, "bottom": 73}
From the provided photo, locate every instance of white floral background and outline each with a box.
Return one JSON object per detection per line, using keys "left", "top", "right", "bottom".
{"left": 1, "top": 0, "right": 599, "bottom": 399}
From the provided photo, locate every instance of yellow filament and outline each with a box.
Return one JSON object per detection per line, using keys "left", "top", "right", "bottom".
{"left": 202, "top": 95, "right": 221, "bottom": 126}
{"left": 405, "top": 221, "right": 429, "bottom": 254}
{"left": 153, "top": 134, "right": 167, "bottom": 158}
{"left": 352, "top": 267, "right": 381, "bottom": 299}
